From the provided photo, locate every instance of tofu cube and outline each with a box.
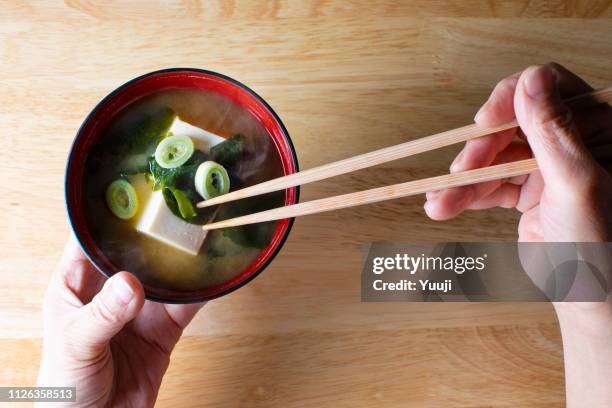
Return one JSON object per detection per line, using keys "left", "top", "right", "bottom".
{"left": 167, "top": 116, "right": 225, "bottom": 150}
{"left": 135, "top": 116, "right": 225, "bottom": 255}
{"left": 136, "top": 191, "right": 207, "bottom": 255}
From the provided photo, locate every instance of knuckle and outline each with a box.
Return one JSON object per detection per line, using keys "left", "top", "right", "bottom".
{"left": 90, "top": 296, "right": 120, "bottom": 325}
{"left": 60, "top": 317, "right": 93, "bottom": 357}
{"left": 538, "top": 107, "right": 573, "bottom": 136}
{"left": 495, "top": 75, "right": 518, "bottom": 95}
{"left": 63, "top": 323, "right": 86, "bottom": 355}
{"left": 536, "top": 110, "right": 591, "bottom": 168}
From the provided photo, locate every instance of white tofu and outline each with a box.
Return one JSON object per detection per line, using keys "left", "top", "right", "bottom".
{"left": 135, "top": 116, "right": 226, "bottom": 255}
{"left": 167, "top": 116, "right": 225, "bottom": 150}
{"left": 136, "top": 191, "right": 207, "bottom": 255}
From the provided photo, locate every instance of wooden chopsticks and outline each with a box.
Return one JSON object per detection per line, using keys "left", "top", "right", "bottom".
{"left": 200, "top": 86, "right": 612, "bottom": 231}
{"left": 202, "top": 159, "right": 538, "bottom": 231}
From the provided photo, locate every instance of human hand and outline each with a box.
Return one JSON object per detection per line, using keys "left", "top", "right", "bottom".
{"left": 424, "top": 63, "right": 612, "bottom": 311}
{"left": 424, "top": 63, "right": 612, "bottom": 242}
{"left": 37, "top": 235, "right": 204, "bottom": 407}
{"left": 423, "top": 64, "right": 612, "bottom": 407}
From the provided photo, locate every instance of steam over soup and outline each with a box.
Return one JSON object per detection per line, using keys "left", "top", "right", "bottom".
{"left": 85, "top": 89, "right": 285, "bottom": 292}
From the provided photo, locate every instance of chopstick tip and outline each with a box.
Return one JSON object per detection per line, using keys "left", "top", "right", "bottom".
{"left": 197, "top": 200, "right": 215, "bottom": 209}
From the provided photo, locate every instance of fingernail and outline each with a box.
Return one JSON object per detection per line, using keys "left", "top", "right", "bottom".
{"left": 426, "top": 190, "right": 440, "bottom": 200}
{"left": 524, "top": 65, "right": 554, "bottom": 100}
{"left": 113, "top": 277, "right": 134, "bottom": 306}
{"left": 449, "top": 149, "right": 466, "bottom": 172}
{"left": 474, "top": 101, "right": 489, "bottom": 123}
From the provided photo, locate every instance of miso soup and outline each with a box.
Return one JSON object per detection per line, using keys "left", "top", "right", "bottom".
{"left": 85, "top": 88, "right": 285, "bottom": 292}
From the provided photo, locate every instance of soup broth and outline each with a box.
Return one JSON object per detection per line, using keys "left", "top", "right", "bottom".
{"left": 85, "top": 88, "right": 285, "bottom": 292}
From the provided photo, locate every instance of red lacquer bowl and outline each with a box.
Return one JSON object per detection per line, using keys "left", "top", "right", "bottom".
{"left": 65, "top": 68, "right": 299, "bottom": 303}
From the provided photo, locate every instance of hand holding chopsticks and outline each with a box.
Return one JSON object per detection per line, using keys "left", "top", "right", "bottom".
{"left": 200, "top": 86, "right": 612, "bottom": 231}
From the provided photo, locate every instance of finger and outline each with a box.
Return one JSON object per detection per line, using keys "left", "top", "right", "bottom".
{"left": 467, "top": 183, "right": 521, "bottom": 210}
{"left": 460, "top": 143, "right": 538, "bottom": 212}
{"left": 508, "top": 173, "right": 529, "bottom": 185}
{"left": 58, "top": 234, "right": 89, "bottom": 267}
{"left": 47, "top": 234, "right": 105, "bottom": 309}
{"left": 518, "top": 207, "right": 544, "bottom": 242}
{"left": 54, "top": 234, "right": 90, "bottom": 282}
{"left": 424, "top": 186, "right": 475, "bottom": 221}
{"left": 514, "top": 64, "right": 600, "bottom": 197}
{"left": 532, "top": 62, "right": 608, "bottom": 149}
{"left": 448, "top": 70, "right": 524, "bottom": 175}
{"left": 515, "top": 170, "right": 545, "bottom": 213}
{"left": 425, "top": 190, "right": 440, "bottom": 201}
{"left": 474, "top": 62, "right": 593, "bottom": 129}
{"left": 474, "top": 73, "right": 521, "bottom": 126}
{"left": 426, "top": 142, "right": 532, "bottom": 220}
{"left": 452, "top": 72, "right": 521, "bottom": 172}
{"left": 548, "top": 62, "right": 593, "bottom": 96}
{"left": 450, "top": 128, "right": 516, "bottom": 172}
{"left": 437, "top": 130, "right": 522, "bottom": 219}
{"left": 72, "top": 272, "right": 145, "bottom": 352}
{"left": 425, "top": 168, "right": 506, "bottom": 220}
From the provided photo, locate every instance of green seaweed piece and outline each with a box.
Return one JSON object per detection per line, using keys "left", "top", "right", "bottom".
{"left": 205, "top": 229, "right": 247, "bottom": 258}
{"left": 151, "top": 150, "right": 213, "bottom": 224}
{"left": 221, "top": 224, "right": 273, "bottom": 249}
{"left": 162, "top": 185, "right": 210, "bottom": 224}
{"left": 216, "top": 193, "right": 282, "bottom": 248}
{"left": 162, "top": 187, "right": 202, "bottom": 222}
{"left": 161, "top": 187, "right": 179, "bottom": 216}
{"left": 149, "top": 150, "right": 209, "bottom": 190}
{"left": 210, "top": 134, "right": 244, "bottom": 169}
{"left": 117, "top": 107, "right": 176, "bottom": 174}
{"left": 169, "top": 188, "right": 197, "bottom": 219}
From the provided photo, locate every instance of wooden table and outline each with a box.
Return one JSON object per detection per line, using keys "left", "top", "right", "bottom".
{"left": 2, "top": 1, "right": 611, "bottom": 406}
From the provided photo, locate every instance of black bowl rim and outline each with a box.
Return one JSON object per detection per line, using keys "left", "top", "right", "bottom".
{"left": 65, "top": 67, "right": 300, "bottom": 304}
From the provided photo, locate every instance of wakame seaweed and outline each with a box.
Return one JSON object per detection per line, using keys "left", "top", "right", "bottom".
{"left": 217, "top": 194, "right": 280, "bottom": 248}
{"left": 137, "top": 127, "right": 247, "bottom": 226}
{"left": 147, "top": 135, "right": 247, "bottom": 226}
{"left": 115, "top": 107, "right": 176, "bottom": 174}
{"left": 221, "top": 224, "right": 273, "bottom": 249}
{"left": 149, "top": 150, "right": 213, "bottom": 224}
{"left": 210, "top": 134, "right": 244, "bottom": 169}
{"left": 162, "top": 186, "right": 209, "bottom": 224}
{"left": 148, "top": 150, "right": 209, "bottom": 191}
{"left": 169, "top": 188, "right": 197, "bottom": 219}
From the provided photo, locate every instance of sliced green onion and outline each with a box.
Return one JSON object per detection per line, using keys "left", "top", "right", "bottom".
{"left": 154, "top": 134, "right": 194, "bottom": 169}
{"left": 106, "top": 179, "right": 139, "bottom": 220}
{"left": 195, "top": 161, "right": 230, "bottom": 200}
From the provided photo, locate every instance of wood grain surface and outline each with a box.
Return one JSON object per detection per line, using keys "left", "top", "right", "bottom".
{"left": 1, "top": 1, "right": 611, "bottom": 407}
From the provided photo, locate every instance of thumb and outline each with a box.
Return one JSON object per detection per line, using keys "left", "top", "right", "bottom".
{"left": 514, "top": 65, "right": 599, "bottom": 195}
{"left": 73, "top": 272, "right": 145, "bottom": 351}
